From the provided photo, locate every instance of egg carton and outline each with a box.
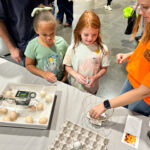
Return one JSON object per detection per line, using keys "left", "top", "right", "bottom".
{"left": 48, "top": 120, "right": 109, "bottom": 150}
{"left": 0, "top": 83, "right": 56, "bottom": 129}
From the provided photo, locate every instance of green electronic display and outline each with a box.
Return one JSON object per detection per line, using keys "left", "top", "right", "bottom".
{"left": 14, "top": 90, "right": 36, "bottom": 105}
{"left": 15, "top": 91, "right": 29, "bottom": 98}
{"left": 20, "top": 93, "right": 26, "bottom": 96}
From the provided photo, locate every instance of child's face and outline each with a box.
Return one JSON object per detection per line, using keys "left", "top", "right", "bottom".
{"left": 36, "top": 21, "right": 56, "bottom": 46}
{"left": 80, "top": 27, "right": 99, "bottom": 45}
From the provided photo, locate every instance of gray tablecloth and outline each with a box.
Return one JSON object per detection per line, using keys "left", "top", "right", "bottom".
{"left": 0, "top": 58, "right": 150, "bottom": 150}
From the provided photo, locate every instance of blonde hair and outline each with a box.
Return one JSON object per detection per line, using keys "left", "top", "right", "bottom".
{"left": 73, "top": 10, "right": 108, "bottom": 54}
{"left": 33, "top": 4, "right": 56, "bottom": 31}
{"left": 131, "top": 14, "right": 150, "bottom": 43}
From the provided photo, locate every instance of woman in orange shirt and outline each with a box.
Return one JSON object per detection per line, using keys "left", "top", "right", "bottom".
{"left": 90, "top": 0, "right": 150, "bottom": 118}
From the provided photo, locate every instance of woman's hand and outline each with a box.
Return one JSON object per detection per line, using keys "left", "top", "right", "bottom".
{"left": 89, "top": 103, "right": 106, "bottom": 119}
{"left": 116, "top": 53, "right": 131, "bottom": 64}
{"left": 42, "top": 71, "right": 57, "bottom": 82}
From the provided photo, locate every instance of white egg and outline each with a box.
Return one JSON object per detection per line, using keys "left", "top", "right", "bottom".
{"left": 0, "top": 108, "right": 8, "bottom": 114}
{"left": 28, "top": 105, "right": 36, "bottom": 112}
{"left": 39, "top": 117, "right": 48, "bottom": 124}
{"left": 37, "top": 103, "right": 44, "bottom": 111}
{"left": 40, "top": 90, "right": 46, "bottom": 98}
{"left": 45, "top": 95, "right": 52, "bottom": 103}
{"left": 10, "top": 111, "right": 18, "bottom": 121}
{"left": 11, "top": 93, "right": 16, "bottom": 99}
{"left": 73, "top": 141, "right": 82, "bottom": 149}
{"left": 25, "top": 116, "right": 33, "bottom": 123}
{"left": 6, "top": 91, "right": 13, "bottom": 98}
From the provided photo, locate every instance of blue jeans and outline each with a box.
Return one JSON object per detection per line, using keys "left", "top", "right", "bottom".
{"left": 56, "top": 0, "right": 73, "bottom": 24}
{"left": 120, "top": 79, "right": 150, "bottom": 116}
{"left": 51, "top": 1, "right": 55, "bottom": 15}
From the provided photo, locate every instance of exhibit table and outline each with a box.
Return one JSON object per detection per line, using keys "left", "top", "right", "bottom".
{"left": 0, "top": 58, "right": 150, "bottom": 150}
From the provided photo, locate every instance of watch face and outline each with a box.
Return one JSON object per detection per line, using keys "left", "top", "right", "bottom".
{"left": 104, "top": 100, "right": 111, "bottom": 109}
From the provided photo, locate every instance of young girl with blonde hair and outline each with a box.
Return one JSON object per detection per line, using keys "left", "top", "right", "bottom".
{"left": 25, "top": 5, "right": 68, "bottom": 82}
{"left": 63, "top": 10, "right": 110, "bottom": 94}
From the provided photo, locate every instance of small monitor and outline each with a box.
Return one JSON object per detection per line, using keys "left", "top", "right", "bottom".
{"left": 15, "top": 91, "right": 29, "bottom": 99}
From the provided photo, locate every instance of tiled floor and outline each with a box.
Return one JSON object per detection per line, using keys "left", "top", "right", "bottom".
{"left": 2, "top": 0, "right": 140, "bottom": 99}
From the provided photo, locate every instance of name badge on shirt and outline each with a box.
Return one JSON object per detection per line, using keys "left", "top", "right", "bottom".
{"left": 95, "top": 49, "right": 100, "bottom": 54}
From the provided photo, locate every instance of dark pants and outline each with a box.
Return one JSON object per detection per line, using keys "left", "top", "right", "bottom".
{"left": 107, "top": 0, "right": 112, "bottom": 6}
{"left": 56, "top": 0, "right": 73, "bottom": 24}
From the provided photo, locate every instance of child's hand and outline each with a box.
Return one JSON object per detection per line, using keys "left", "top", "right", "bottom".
{"left": 42, "top": 71, "right": 57, "bottom": 82}
{"left": 85, "top": 76, "right": 96, "bottom": 88}
{"left": 116, "top": 53, "right": 130, "bottom": 64}
{"left": 75, "top": 73, "right": 87, "bottom": 84}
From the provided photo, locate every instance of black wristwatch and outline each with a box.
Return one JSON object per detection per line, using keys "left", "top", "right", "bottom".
{"left": 103, "top": 99, "right": 111, "bottom": 109}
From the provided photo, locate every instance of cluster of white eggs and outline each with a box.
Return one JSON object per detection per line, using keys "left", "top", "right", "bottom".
{"left": 25, "top": 102, "right": 48, "bottom": 124}
{"left": 0, "top": 105, "right": 48, "bottom": 124}
{"left": 25, "top": 116, "right": 48, "bottom": 124}
{"left": 0, "top": 89, "right": 53, "bottom": 125}
{"left": 0, "top": 108, "right": 18, "bottom": 121}
{"left": 40, "top": 90, "right": 53, "bottom": 103}
{"left": 24, "top": 90, "right": 53, "bottom": 124}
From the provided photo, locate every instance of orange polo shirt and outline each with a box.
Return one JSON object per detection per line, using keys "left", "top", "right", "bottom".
{"left": 126, "top": 39, "right": 150, "bottom": 105}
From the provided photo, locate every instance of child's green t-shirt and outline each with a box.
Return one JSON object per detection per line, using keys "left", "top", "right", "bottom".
{"left": 25, "top": 36, "right": 68, "bottom": 80}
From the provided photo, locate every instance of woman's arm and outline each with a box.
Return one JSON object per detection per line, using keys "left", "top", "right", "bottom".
{"left": 90, "top": 84, "right": 150, "bottom": 118}
{"left": 110, "top": 84, "right": 150, "bottom": 108}
{"left": 25, "top": 57, "right": 57, "bottom": 82}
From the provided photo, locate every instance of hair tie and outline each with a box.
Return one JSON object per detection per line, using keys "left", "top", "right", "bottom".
{"left": 31, "top": 7, "right": 52, "bottom": 17}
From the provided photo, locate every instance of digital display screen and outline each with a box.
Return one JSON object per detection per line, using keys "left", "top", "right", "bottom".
{"left": 20, "top": 93, "right": 26, "bottom": 96}
{"left": 15, "top": 91, "right": 29, "bottom": 98}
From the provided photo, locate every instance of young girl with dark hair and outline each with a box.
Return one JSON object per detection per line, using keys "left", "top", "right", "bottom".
{"left": 25, "top": 5, "right": 68, "bottom": 83}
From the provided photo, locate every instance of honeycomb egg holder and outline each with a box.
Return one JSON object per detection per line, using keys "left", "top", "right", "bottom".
{"left": 48, "top": 120, "right": 109, "bottom": 150}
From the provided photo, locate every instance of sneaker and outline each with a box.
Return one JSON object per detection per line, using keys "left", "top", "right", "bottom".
{"left": 104, "top": 5, "right": 108, "bottom": 10}
{"left": 64, "top": 23, "right": 72, "bottom": 27}
{"left": 107, "top": 5, "right": 112, "bottom": 11}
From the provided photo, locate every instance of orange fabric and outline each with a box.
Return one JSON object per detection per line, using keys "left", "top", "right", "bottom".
{"left": 126, "top": 39, "right": 150, "bottom": 105}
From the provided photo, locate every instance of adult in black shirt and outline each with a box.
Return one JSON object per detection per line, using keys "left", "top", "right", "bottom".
{"left": 0, "top": 0, "right": 53, "bottom": 64}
